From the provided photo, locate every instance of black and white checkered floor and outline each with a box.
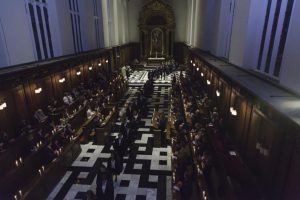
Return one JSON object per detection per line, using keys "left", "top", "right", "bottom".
{"left": 47, "top": 69, "right": 178, "bottom": 200}
{"left": 128, "top": 70, "right": 181, "bottom": 86}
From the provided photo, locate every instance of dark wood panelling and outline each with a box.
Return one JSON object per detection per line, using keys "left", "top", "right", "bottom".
{"left": 0, "top": 44, "right": 134, "bottom": 140}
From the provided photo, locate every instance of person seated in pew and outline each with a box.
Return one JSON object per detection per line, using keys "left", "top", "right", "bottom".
{"left": 43, "top": 143, "right": 57, "bottom": 164}
{"left": 86, "top": 105, "right": 95, "bottom": 120}
{"left": 0, "top": 129, "right": 9, "bottom": 151}
{"left": 63, "top": 92, "right": 74, "bottom": 106}
{"left": 92, "top": 113, "right": 102, "bottom": 129}
{"left": 34, "top": 108, "right": 48, "bottom": 123}
{"left": 52, "top": 135, "right": 67, "bottom": 150}
{"left": 71, "top": 88, "right": 80, "bottom": 99}
{"left": 35, "top": 128, "right": 48, "bottom": 143}
{"left": 63, "top": 108, "right": 72, "bottom": 119}
{"left": 107, "top": 152, "right": 123, "bottom": 182}
{"left": 62, "top": 121, "right": 75, "bottom": 138}
{"left": 19, "top": 119, "right": 34, "bottom": 136}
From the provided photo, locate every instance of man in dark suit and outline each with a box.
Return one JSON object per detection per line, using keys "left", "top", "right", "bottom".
{"left": 107, "top": 152, "right": 123, "bottom": 182}
{"left": 158, "top": 112, "right": 167, "bottom": 147}
{"left": 113, "top": 133, "right": 126, "bottom": 157}
{"left": 96, "top": 164, "right": 114, "bottom": 200}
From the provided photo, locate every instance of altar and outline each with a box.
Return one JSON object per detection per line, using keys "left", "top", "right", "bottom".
{"left": 147, "top": 57, "right": 165, "bottom": 65}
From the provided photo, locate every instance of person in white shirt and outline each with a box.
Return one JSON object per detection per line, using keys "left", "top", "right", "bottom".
{"left": 86, "top": 106, "right": 95, "bottom": 119}
{"left": 63, "top": 92, "right": 74, "bottom": 105}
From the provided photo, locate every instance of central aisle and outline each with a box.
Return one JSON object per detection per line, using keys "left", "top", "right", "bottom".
{"left": 47, "top": 69, "right": 179, "bottom": 200}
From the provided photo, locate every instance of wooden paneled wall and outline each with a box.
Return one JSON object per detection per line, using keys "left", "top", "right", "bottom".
{"left": 189, "top": 54, "right": 300, "bottom": 200}
{"left": 0, "top": 44, "right": 134, "bottom": 140}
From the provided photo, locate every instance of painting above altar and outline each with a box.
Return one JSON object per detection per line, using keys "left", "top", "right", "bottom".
{"left": 151, "top": 28, "right": 163, "bottom": 57}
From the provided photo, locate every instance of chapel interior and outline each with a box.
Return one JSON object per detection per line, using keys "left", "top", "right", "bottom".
{"left": 1, "top": 0, "right": 300, "bottom": 199}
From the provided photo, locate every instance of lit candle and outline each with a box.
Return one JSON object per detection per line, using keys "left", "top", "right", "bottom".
{"left": 15, "top": 160, "right": 19, "bottom": 167}
{"left": 42, "top": 166, "right": 45, "bottom": 171}
{"left": 19, "top": 157, "right": 22, "bottom": 163}
{"left": 39, "top": 169, "right": 42, "bottom": 175}
{"left": 19, "top": 190, "right": 22, "bottom": 197}
{"left": 14, "top": 195, "right": 17, "bottom": 200}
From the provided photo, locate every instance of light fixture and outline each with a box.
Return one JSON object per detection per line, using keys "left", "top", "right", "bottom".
{"left": 216, "top": 90, "right": 220, "bottom": 97}
{"left": 59, "top": 77, "right": 65, "bottom": 83}
{"left": 190, "top": 60, "right": 193, "bottom": 63}
{"left": 76, "top": 71, "right": 81, "bottom": 76}
{"left": 89, "top": 66, "right": 93, "bottom": 71}
{"left": 193, "top": 63, "right": 196, "bottom": 67}
{"left": 201, "top": 73, "right": 204, "bottom": 77}
{"left": 230, "top": 107, "right": 237, "bottom": 116}
{"left": 0, "top": 102, "right": 7, "bottom": 110}
{"left": 35, "top": 87, "right": 42, "bottom": 94}
{"left": 105, "top": 60, "right": 109, "bottom": 63}
{"left": 98, "top": 62, "right": 102, "bottom": 66}
{"left": 196, "top": 67, "right": 199, "bottom": 71}
{"left": 206, "top": 80, "right": 211, "bottom": 85}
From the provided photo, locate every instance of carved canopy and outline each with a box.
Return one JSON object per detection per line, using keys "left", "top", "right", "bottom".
{"left": 139, "top": 0, "right": 175, "bottom": 29}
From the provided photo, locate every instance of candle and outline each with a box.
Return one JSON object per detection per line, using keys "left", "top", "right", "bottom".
{"left": 15, "top": 160, "right": 19, "bottom": 167}
{"left": 14, "top": 195, "right": 17, "bottom": 200}
{"left": 19, "top": 157, "right": 22, "bottom": 163}
{"left": 39, "top": 169, "right": 42, "bottom": 175}
{"left": 19, "top": 190, "right": 22, "bottom": 197}
{"left": 42, "top": 166, "right": 45, "bottom": 171}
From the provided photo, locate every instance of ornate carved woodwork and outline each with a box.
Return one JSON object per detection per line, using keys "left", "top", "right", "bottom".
{"left": 139, "top": 0, "right": 175, "bottom": 60}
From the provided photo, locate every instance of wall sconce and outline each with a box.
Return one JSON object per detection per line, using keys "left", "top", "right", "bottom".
{"left": 206, "top": 80, "right": 211, "bottom": 85}
{"left": 89, "top": 66, "right": 93, "bottom": 71}
{"left": 201, "top": 73, "right": 204, "bottom": 77}
{"left": 196, "top": 67, "right": 199, "bottom": 71}
{"left": 0, "top": 102, "right": 7, "bottom": 110}
{"left": 76, "top": 71, "right": 81, "bottom": 76}
{"left": 216, "top": 90, "right": 220, "bottom": 97}
{"left": 15, "top": 157, "right": 23, "bottom": 167}
{"left": 230, "top": 107, "right": 237, "bottom": 116}
{"left": 98, "top": 62, "right": 102, "bottom": 66}
{"left": 38, "top": 165, "right": 45, "bottom": 176}
{"left": 193, "top": 63, "right": 196, "bottom": 67}
{"left": 35, "top": 87, "right": 42, "bottom": 94}
{"left": 59, "top": 77, "right": 65, "bottom": 83}
{"left": 105, "top": 60, "right": 109, "bottom": 63}
{"left": 190, "top": 60, "right": 193, "bottom": 63}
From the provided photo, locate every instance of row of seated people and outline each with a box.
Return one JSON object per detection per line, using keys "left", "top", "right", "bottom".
{"left": 170, "top": 76, "right": 195, "bottom": 200}
{"left": 0, "top": 71, "right": 125, "bottom": 150}
{"left": 0, "top": 71, "right": 127, "bottom": 176}
{"left": 183, "top": 69, "right": 258, "bottom": 199}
